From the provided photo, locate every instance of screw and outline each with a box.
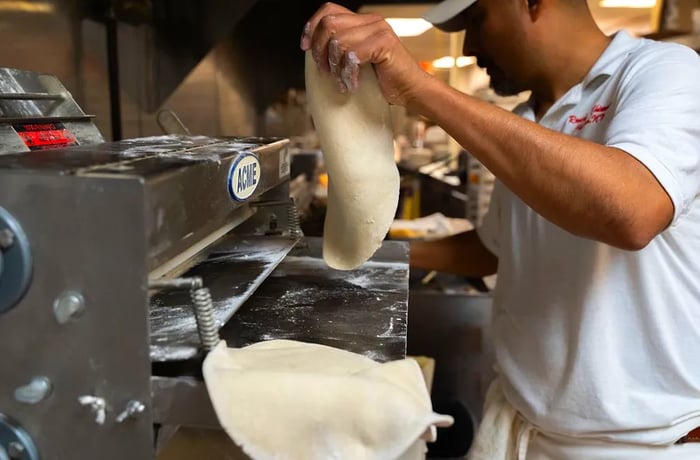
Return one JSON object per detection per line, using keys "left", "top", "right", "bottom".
{"left": 78, "top": 395, "right": 107, "bottom": 425}
{"left": 7, "top": 442, "right": 25, "bottom": 459}
{"left": 14, "top": 376, "right": 52, "bottom": 404}
{"left": 0, "top": 229, "right": 14, "bottom": 250}
{"left": 53, "top": 291, "right": 85, "bottom": 324}
{"left": 116, "top": 400, "right": 145, "bottom": 423}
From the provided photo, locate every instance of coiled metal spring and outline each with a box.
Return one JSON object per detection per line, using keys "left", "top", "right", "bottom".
{"left": 288, "top": 199, "right": 303, "bottom": 239}
{"left": 189, "top": 286, "right": 220, "bottom": 351}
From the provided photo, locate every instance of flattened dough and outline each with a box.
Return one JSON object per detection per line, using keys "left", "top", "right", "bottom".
{"left": 203, "top": 340, "right": 453, "bottom": 460}
{"left": 305, "top": 52, "right": 400, "bottom": 270}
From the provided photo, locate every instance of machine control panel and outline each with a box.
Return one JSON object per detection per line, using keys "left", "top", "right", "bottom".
{"left": 12, "top": 122, "right": 77, "bottom": 151}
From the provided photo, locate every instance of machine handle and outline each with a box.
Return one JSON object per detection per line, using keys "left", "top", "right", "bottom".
{"left": 0, "top": 92, "right": 64, "bottom": 101}
{"left": 156, "top": 109, "right": 191, "bottom": 136}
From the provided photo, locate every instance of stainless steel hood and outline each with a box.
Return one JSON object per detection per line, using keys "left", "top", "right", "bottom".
{"left": 79, "top": 0, "right": 414, "bottom": 114}
{"left": 80, "top": 0, "right": 258, "bottom": 112}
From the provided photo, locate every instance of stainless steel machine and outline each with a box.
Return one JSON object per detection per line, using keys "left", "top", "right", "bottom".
{"left": 0, "top": 68, "right": 409, "bottom": 459}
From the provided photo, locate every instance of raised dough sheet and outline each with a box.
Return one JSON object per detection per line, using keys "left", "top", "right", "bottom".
{"left": 202, "top": 340, "right": 453, "bottom": 460}
{"left": 305, "top": 52, "right": 400, "bottom": 270}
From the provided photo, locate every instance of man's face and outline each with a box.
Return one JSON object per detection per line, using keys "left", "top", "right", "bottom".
{"left": 460, "top": 0, "right": 530, "bottom": 96}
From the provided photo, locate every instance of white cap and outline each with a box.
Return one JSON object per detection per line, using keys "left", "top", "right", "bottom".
{"left": 422, "top": 0, "right": 478, "bottom": 32}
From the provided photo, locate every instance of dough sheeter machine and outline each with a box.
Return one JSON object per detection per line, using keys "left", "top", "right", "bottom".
{"left": 0, "top": 68, "right": 410, "bottom": 459}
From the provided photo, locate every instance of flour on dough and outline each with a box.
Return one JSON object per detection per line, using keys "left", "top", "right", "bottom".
{"left": 305, "top": 52, "right": 400, "bottom": 270}
{"left": 203, "top": 340, "right": 453, "bottom": 460}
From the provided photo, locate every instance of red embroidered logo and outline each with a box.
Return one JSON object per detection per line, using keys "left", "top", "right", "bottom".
{"left": 568, "top": 104, "right": 609, "bottom": 130}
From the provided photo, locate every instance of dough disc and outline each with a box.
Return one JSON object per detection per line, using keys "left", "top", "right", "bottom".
{"left": 305, "top": 52, "right": 400, "bottom": 270}
{"left": 203, "top": 340, "right": 453, "bottom": 460}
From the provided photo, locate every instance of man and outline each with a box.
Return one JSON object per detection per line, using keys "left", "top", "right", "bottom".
{"left": 302, "top": 0, "right": 700, "bottom": 458}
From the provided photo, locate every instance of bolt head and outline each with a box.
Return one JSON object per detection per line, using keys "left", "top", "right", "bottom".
{"left": 0, "top": 229, "right": 14, "bottom": 250}
{"left": 127, "top": 400, "right": 145, "bottom": 414}
{"left": 53, "top": 291, "right": 85, "bottom": 324}
{"left": 14, "top": 376, "right": 52, "bottom": 404}
{"left": 7, "top": 442, "right": 25, "bottom": 459}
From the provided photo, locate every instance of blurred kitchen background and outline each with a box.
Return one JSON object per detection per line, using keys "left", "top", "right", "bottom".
{"left": 2, "top": 0, "right": 697, "bottom": 457}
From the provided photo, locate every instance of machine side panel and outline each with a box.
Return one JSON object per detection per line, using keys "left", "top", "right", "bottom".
{"left": 0, "top": 172, "right": 153, "bottom": 459}
{"left": 143, "top": 144, "right": 288, "bottom": 272}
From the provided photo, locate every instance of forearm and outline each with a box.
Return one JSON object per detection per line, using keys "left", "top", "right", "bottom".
{"left": 409, "top": 77, "right": 672, "bottom": 250}
{"left": 410, "top": 230, "right": 498, "bottom": 278}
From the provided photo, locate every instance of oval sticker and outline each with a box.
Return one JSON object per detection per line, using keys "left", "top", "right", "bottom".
{"left": 228, "top": 153, "right": 261, "bottom": 202}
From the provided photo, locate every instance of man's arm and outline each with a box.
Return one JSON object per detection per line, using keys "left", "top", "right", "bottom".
{"left": 302, "top": 4, "right": 675, "bottom": 251}
{"left": 410, "top": 230, "right": 498, "bottom": 278}
{"left": 411, "top": 81, "right": 673, "bottom": 251}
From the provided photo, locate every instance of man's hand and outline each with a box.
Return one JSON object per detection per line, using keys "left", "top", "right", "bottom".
{"left": 300, "top": 2, "right": 433, "bottom": 106}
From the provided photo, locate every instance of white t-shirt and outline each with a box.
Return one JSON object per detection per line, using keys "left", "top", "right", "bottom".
{"left": 478, "top": 30, "right": 700, "bottom": 444}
